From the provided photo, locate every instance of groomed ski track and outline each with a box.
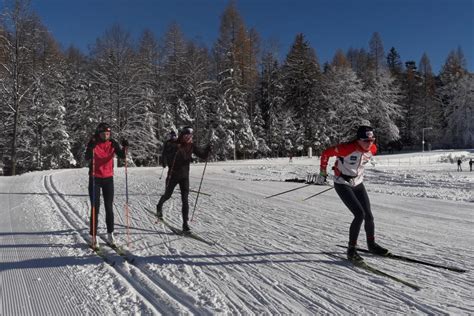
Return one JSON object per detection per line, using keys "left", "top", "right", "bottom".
{"left": 0, "top": 153, "right": 473, "bottom": 314}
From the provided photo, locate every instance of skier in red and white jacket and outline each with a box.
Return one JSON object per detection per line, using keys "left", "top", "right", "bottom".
{"left": 85, "top": 122, "right": 128, "bottom": 247}
{"left": 318, "top": 125, "right": 389, "bottom": 262}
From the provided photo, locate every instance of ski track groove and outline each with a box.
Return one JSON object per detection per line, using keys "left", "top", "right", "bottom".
{"left": 192, "top": 174, "right": 458, "bottom": 314}
{"left": 2, "top": 174, "right": 107, "bottom": 315}
{"left": 45, "top": 172, "right": 212, "bottom": 315}
{"left": 170, "top": 177, "right": 353, "bottom": 314}
{"left": 133, "top": 182, "right": 264, "bottom": 314}
{"left": 50, "top": 172, "right": 219, "bottom": 315}
{"left": 2, "top": 225, "right": 34, "bottom": 315}
{"left": 39, "top": 164, "right": 473, "bottom": 314}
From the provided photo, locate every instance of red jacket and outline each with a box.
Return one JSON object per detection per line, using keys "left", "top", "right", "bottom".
{"left": 85, "top": 139, "right": 126, "bottom": 178}
{"left": 320, "top": 140, "right": 377, "bottom": 186}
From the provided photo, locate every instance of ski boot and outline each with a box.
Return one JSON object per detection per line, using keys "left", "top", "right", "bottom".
{"left": 182, "top": 222, "right": 191, "bottom": 235}
{"left": 156, "top": 205, "right": 163, "bottom": 220}
{"left": 107, "top": 232, "right": 116, "bottom": 246}
{"left": 368, "top": 241, "right": 389, "bottom": 256}
{"left": 347, "top": 246, "right": 363, "bottom": 263}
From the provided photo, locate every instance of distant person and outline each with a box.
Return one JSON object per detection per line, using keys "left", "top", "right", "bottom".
{"left": 457, "top": 159, "right": 462, "bottom": 172}
{"left": 469, "top": 159, "right": 473, "bottom": 172}
{"left": 289, "top": 152, "right": 293, "bottom": 163}
{"left": 85, "top": 122, "right": 128, "bottom": 248}
{"left": 317, "top": 125, "right": 389, "bottom": 262}
{"left": 156, "top": 126, "right": 211, "bottom": 233}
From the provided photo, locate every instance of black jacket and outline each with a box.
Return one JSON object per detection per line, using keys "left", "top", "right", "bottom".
{"left": 164, "top": 141, "right": 209, "bottom": 179}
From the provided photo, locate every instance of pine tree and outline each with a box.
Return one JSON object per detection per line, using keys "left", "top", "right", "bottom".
{"left": 281, "top": 33, "right": 323, "bottom": 151}
{"left": 398, "top": 61, "right": 423, "bottom": 146}
{"left": 369, "top": 32, "right": 385, "bottom": 77}
{"left": 438, "top": 48, "right": 472, "bottom": 147}
{"left": 259, "top": 50, "right": 284, "bottom": 157}
{"left": 417, "top": 53, "right": 442, "bottom": 146}
{"left": 386, "top": 47, "right": 403, "bottom": 77}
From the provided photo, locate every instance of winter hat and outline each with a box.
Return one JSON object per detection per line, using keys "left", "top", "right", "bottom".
{"left": 95, "top": 122, "right": 111, "bottom": 135}
{"left": 168, "top": 130, "right": 177, "bottom": 140}
{"left": 179, "top": 126, "right": 194, "bottom": 136}
{"left": 356, "top": 125, "right": 375, "bottom": 140}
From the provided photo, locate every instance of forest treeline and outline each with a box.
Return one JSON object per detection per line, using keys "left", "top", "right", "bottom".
{"left": 0, "top": 0, "right": 472, "bottom": 175}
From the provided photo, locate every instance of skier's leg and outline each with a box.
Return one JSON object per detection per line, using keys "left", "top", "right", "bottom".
{"left": 179, "top": 177, "right": 190, "bottom": 225}
{"left": 334, "top": 183, "right": 366, "bottom": 246}
{"left": 89, "top": 178, "right": 101, "bottom": 236}
{"left": 102, "top": 177, "right": 115, "bottom": 234}
{"left": 353, "top": 183, "right": 374, "bottom": 239}
{"left": 157, "top": 177, "right": 178, "bottom": 215}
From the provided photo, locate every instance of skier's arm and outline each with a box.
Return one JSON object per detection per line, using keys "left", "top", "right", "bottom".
{"left": 84, "top": 136, "right": 97, "bottom": 160}
{"left": 193, "top": 144, "right": 210, "bottom": 160}
{"left": 320, "top": 143, "right": 355, "bottom": 172}
{"left": 111, "top": 139, "right": 126, "bottom": 159}
{"left": 161, "top": 143, "right": 168, "bottom": 167}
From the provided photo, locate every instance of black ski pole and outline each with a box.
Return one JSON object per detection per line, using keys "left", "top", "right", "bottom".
{"left": 302, "top": 186, "right": 334, "bottom": 201}
{"left": 191, "top": 158, "right": 208, "bottom": 222}
{"left": 264, "top": 183, "right": 313, "bottom": 199}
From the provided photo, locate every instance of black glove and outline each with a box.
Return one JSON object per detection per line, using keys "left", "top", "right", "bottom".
{"left": 110, "top": 139, "right": 121, "bottom": 151}
{"left": 87, "top": 136, "right": 98, "bottom": 149}
{"left": 121, "top": 139, "right": 129, "bottom": 147}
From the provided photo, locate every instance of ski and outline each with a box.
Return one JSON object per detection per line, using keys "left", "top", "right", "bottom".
{"left": 161, "top": 220, "right": 215, "bottom": 246}
{"left": 143, "top": 207, "right": 215, "bottom": 246}
{"left": 337, "top": 245, "right": 467, "bottom": 273}
{"left": 324, "top": 252, "right": 420, "bottom": 290}
{"left": 105, "top": 242, "right": 136, "bottom": 264}
{"left": 89, "top": 244, "right": 116, "bottom": 266}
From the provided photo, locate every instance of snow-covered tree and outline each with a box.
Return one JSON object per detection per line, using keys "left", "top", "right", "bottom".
{"left": 438, "top": 48, "right": 472, "bottom": 147}
{"left": 324, "top": 50, "right": 370, "bottom": 143}
{"left": 366, "top": 68, "right": 402, "bottom": 146}
{"left": 281, "top": 33, "right": 323, "bottom": 150}
{"left": 0, "top": 0, "right": 41, "bottom": 174}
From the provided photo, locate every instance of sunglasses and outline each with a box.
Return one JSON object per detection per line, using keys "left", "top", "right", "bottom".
{"left": 361, "top": 138, "right": 375, "bottom": 143}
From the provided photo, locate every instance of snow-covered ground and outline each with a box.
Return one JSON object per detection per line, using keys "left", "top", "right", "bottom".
{"left": 1, "top": 150, "right": 473, "bottom": 315}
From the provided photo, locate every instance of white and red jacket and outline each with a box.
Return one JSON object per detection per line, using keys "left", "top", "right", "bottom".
{"left": 320, "top": 141, "right": 377, "bottom": 186}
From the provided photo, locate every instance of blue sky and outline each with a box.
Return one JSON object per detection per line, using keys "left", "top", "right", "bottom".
{"left": 31, "top": 0, "right": 473, "bottom": 73}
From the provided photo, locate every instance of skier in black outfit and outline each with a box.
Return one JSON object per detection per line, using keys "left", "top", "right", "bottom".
{"left": 156, "top": 126, "right": 211, "bottom": 232}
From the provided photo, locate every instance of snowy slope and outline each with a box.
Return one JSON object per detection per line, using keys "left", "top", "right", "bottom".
{"left": 0, "top": 150, "right": 473, "bottom": 315}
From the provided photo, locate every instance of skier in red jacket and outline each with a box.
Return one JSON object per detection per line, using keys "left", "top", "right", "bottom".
{"left": 318, "top": 125, "right": 388, "bottom": 262}
{"left": 85, "top": 122, "right": 128, "bottom": 247}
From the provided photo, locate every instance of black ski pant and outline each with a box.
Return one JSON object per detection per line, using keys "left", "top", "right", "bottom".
{"left": 157, "top": 176, "right": 190, "bottom": 224}
{"left": 334, "top": 182, "right": 374, "bottom": 246}
{"left": 89, "top": 176, "right": 115, "bottom": 235}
